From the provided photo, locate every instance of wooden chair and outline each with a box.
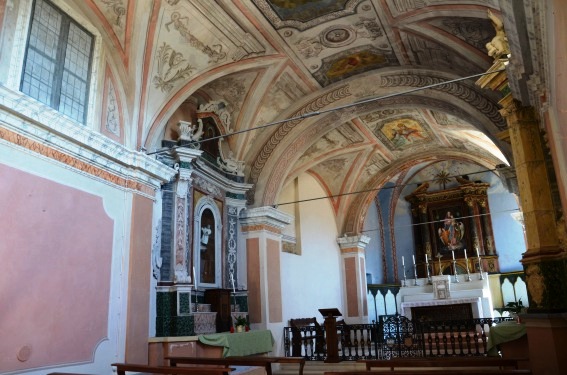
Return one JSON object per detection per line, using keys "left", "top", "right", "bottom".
{"left": 289, "top": 317, "right": 325, "bottom": 356}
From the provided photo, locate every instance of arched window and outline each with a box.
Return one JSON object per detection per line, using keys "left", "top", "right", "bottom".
{"left": 194, "top": 196, "right": 222, "bottom": 288}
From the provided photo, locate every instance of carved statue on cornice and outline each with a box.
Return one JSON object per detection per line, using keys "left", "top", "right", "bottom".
{"left": 177, "top": 119, "right": 204, "bottom": 146}
{"left": 486, "top": 9, "right": 510, "bottom": 59}
{"left": 217, "top": 138, "right": 245, "bottom": 176}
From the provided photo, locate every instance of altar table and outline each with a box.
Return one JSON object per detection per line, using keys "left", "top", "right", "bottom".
{"left": 487, "top": 321, "right": 527, "bottom": 356}
{"left": 198, "top": 329, "right": 274, "bottom": 357}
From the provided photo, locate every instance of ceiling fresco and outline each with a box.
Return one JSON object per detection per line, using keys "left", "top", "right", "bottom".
{"left": 80, "top": 0, "right": 535, "bottom": 232}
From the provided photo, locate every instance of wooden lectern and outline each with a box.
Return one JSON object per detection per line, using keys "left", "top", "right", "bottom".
{"left": 319, "top": 308, "right": 342, "bottom": 363}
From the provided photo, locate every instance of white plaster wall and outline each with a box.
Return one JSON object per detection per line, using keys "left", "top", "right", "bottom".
{"left": 363, "top": 199, "right": 381, "bottom": 284}
{"left": 279, "top": 173, "right": 343, "bottom": 324}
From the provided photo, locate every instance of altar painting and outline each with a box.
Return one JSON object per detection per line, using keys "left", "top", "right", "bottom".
{"left": 431, "top": 204, "right": 466, "bottom": 254}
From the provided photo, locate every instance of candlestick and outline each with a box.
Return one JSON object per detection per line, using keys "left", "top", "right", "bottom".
{"left": 413, "top": 262, "right": 419, "bottom": 286}
{"left": 452, "top": 259, "right": 460, "bottom": 283}
{"left": 477, "top": 255, "right": 484, "bottom": 280}
{"left": 463, "top": 249, "right": 471, "bottom": 281}
{"left": 230, "top": 272, "right": 236, "bottom": 294}
{"left": 436, "top": 253, "right": 443, "bottom": 276}
{"left": 402, "top": 264, "right": 407, "bottom": 287}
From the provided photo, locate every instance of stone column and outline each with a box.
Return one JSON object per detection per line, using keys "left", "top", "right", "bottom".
{"left": 240, "top": 206, "right": 292, "bottom": 355}
{"left": 337, "top": 234, "right": 371, "bottom": 323}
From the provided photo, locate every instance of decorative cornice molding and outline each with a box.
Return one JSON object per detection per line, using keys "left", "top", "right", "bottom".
{"left": 0, "top": 86, "right": 175, "bottom": 196}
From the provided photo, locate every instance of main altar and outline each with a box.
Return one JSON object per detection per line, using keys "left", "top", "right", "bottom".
{"left": 397, "top": 273, "right": 494, "bottom": 321}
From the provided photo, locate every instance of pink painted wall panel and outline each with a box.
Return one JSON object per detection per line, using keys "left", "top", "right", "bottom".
{"left": 360, "top": 257, "right": 367, "bottom": 315}
{"left": 0, "top": 164, "right": 114, "bottom": 373}
{"left": 344, "top": 257, "right": 358, "bottom": 317}
{"left": 266, "top": 238, "right": 282, "bottom": 323}
{"left": 125, "top": 195, "right": 153, "bottom": 363}
{"left": 246, "top": 238, "right": 261, "bottom": 324}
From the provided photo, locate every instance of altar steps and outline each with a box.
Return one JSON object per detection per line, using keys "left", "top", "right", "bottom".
{"left": 275, "top": 361, "right": 366, "bottom": 375}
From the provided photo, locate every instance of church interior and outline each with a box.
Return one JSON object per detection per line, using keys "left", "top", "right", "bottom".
{"left": 1, "top": 0, "right": 566, "bottom": 374}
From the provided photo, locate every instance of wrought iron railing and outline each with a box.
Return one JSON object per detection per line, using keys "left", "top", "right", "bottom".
{"left": 283, "top": 315, "right": 512, "bottom": 360}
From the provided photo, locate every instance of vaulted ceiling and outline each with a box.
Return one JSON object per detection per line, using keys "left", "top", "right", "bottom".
{"left": 84, "top": 0, "right": 539, "bottom": 233}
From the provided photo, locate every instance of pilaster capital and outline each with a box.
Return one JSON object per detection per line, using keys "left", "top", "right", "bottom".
{"left": 240, "top": 206, "right": 293, "bottom": 232}
{"left": 337, "top": 234, "right": 371, "bottom": 251}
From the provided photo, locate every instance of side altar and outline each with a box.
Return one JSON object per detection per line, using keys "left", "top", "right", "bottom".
{"left": 397, "top": 273, "right": 494, "bottom": 321}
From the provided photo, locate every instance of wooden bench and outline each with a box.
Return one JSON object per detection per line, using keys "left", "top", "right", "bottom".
{"left": 324, "top": 371, "right": 531, "bottom": 375}
{"left": 360, "top": 357, "right": 524, "bottom": 371}
{"left": 112, "top": 362, "right": 234, "bottom": 375}
{"left": 167, "top": 355, "right": 306, "bottom": 375}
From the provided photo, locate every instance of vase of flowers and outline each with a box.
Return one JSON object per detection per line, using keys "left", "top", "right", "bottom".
{"left": 234, "top": 315, "right": 248, "bottom": 332}
{"left": 502, "top": 299, "right": 525, "bottom": 323}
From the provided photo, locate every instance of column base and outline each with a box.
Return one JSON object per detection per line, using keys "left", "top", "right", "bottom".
{"left": 522, "top": 313, "right": 567, "bottom": 375}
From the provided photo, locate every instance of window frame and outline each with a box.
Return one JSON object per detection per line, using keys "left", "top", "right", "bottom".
{"left": 20, "top": 0, "right": 94, "bottom": 124}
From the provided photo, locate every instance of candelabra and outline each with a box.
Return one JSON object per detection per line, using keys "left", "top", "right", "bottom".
{"left": 402, "top": 265, "right": 407, "bottom": 287}
{"left": 436, "top": 253, "right": 443, "bottom": 275}
{"left": 452, "top": 259, "right": 460, "bottom": 283}
{"left": 413, "top": 264, "right": 419, "bottom": 286}
{"left": 477, "top": 256, "right": 484, "bottom": 280}
{"left": 464, "top": 258, "right": 472, "bottom": 282}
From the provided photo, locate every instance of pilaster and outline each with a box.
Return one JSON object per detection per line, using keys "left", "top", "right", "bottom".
{"left": 240, "top": 207, "right": 292, "bottom": 325}
{"left": 337, "top": 234, "right": 371, "bottom": 323}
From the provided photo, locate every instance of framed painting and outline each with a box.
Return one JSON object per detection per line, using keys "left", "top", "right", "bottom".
{"left": 429, "top": 201, "right": 470, "bottom": 256}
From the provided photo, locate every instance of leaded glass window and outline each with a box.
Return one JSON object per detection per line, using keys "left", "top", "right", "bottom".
{"left": 21, "top": 0, "right": 94, "bottom": 124}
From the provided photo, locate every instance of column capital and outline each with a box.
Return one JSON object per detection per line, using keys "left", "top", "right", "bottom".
{"left": 337, "top": 234, "right": 371, "bottom": 253}
{"left": 240, "top": 206, "right": 292, "bottom": 234}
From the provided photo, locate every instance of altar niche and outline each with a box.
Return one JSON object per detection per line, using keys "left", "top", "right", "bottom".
{"left": 405, "top": 178, "right": 499, "bottom": 277}
{"left": 194, "top": 194, "right": 223, "bottom": 288}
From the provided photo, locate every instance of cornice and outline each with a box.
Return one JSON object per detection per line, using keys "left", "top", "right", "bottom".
{"left": 0, "top": 85, "right": 176, "bottom": 196}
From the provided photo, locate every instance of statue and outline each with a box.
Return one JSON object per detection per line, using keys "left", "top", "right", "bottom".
{"left": 177, "top": 119, "right": 204, "bottom": 145}
{"left": 485, "top": 9, "right": 510, "bottom": 59}
{"left": 217, "top": 138, "right": 245, "bottom": 176}
{"left": 201, "top": 224, "right": 212, "bottom": 245}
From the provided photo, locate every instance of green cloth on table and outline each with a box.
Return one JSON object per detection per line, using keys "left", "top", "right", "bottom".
{"left": 487, "top": 321, "right": 527, "bottom": 356}
{"left": 198, "top": 329, "right": 275, "bottom": 357}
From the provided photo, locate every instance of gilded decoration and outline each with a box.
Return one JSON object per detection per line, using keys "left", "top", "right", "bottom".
{"left": 525, "top": 263, "right": 545, "bottom": 307}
